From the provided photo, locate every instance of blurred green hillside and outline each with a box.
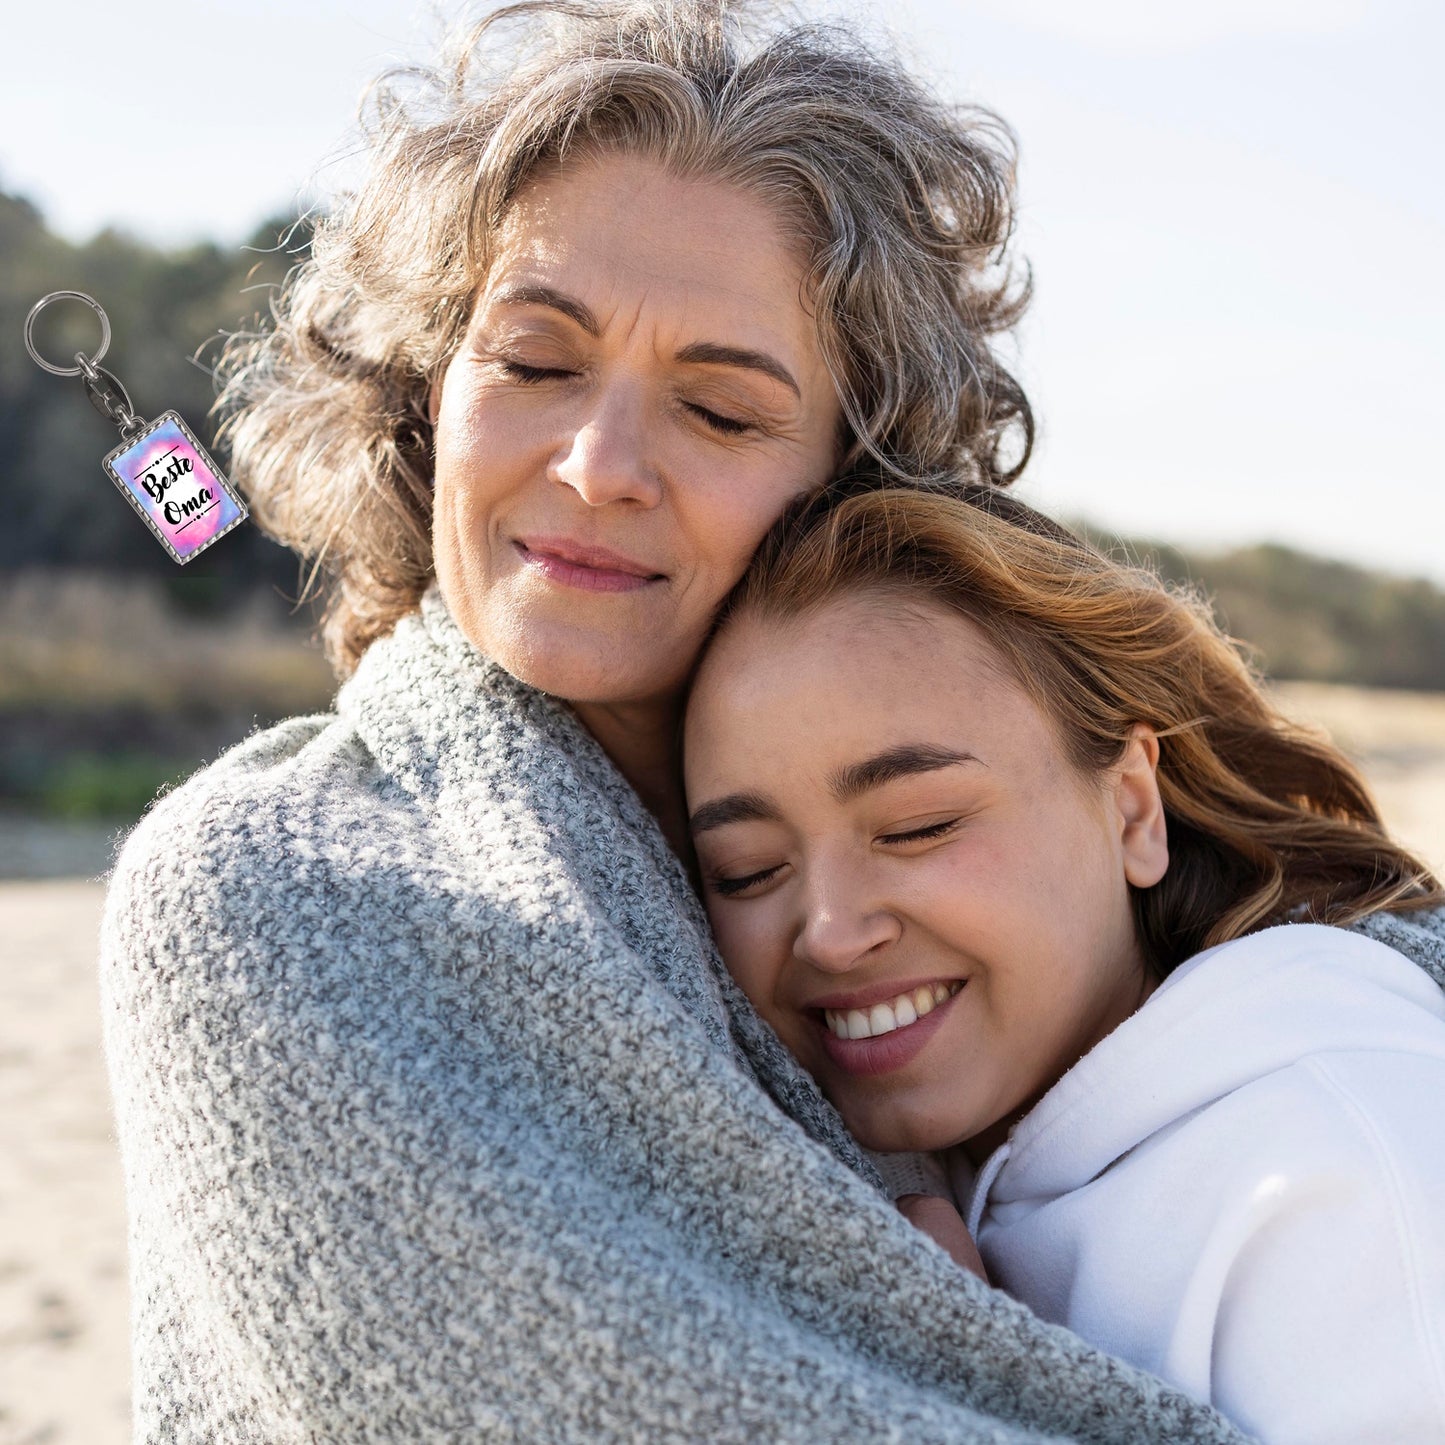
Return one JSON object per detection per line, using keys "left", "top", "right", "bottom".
{"left": 1, "top": 182, "right": 1442, "bottom": 831}
{"left": 1081, "top": 531, "right": 1445, "bottom": 694}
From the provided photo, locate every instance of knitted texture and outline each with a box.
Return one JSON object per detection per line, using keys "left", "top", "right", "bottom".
{"left": 98, "top": 580, "right": 1267, "bottom": 1444}
{"left": 1348, "top": 903, "right": 1445, "bottom": 986}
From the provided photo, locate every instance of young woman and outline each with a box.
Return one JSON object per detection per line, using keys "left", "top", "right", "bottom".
{"left": 685, "top": 484, "right": 1445, "bottom": 1445}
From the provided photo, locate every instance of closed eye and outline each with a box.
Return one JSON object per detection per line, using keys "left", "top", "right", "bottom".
{"left": 685, "top": 402, "right": 751, "bottom": 436}
{"left": 709, "top": 863, "right": 784, "bottom": 898}
{"left": 878, "top": 818, "right": 961, "bottom": 845}
{"left": 500, "top": 361, "right": 750, "bottom": 436}
{"left": 500, "top": 360, "right": 574, "bottom": 383}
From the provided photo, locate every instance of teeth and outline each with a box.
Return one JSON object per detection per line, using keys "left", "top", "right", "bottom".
{"left": 824, "top": 981, "right": 962, "bottom": 1041}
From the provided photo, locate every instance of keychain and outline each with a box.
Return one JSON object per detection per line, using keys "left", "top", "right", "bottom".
{"left": 23, "top": 290, "right": 248, "bottom": 565}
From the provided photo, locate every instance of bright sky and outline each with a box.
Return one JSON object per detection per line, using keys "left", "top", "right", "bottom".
{"left": 3, "top": 0, "right": 1441, "bottom": 581}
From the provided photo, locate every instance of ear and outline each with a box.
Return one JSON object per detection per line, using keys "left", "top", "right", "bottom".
{"left": 1113, "top": 724, "right": 1169, "bottom": 889}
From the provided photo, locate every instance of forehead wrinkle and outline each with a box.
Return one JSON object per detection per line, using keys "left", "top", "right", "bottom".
{"left": 484, "top": 215, "right": 815, "bottom": 393}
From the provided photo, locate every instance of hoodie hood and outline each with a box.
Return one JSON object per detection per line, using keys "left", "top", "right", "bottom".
{"left": 976, "top": 922, "right": 1445, "bottom": 1215}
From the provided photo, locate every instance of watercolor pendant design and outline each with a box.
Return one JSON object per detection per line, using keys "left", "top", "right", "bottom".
{"left": 105, "top": 412, "right": 247, "bottom": 564}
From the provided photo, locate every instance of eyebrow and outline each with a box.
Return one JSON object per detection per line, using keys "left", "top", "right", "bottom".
{"left": 492, "top": 284, "right": 599, "bottom": 336}
{"left": 490, "top": 284, "right": 801, "bottom": 398}
{"left": 688, "top": 790, "right": 781, "bottom": 837}
{"left": 688, "top": 744, "right": 981, "bottom": 836}
{"left": 828, "top": 744, "right": 981, "bottom": 802}
{"left": 675, "top": 341, "right": 800, "bottom": 399}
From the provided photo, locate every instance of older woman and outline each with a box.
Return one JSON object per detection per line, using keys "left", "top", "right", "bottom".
{"left": 99, "top": 3, "right": 1251, "bottom": 1441}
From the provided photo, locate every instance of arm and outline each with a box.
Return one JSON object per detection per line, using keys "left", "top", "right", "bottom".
{"left": 867, "top": 1147, "right": 989, "bottom": 1281}
{"left": 897, "top": 1193, "right": 990, "bottom": 1281}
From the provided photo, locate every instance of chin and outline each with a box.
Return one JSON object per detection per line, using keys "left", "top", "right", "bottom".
{"left": 436, "top": 553, "right": 669, "bottom": 700}
{"left": 496, "top": 629, "right": 686, "bottom": 709}
{"left": 838, "top": 1100, "right": 965, "bottom": 1156}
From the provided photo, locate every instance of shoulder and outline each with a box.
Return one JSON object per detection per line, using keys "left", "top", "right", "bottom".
{"left": 107, "top": 707, "right": 354, "bottom": 890}
{"left": 1170, "top": 919, "right": 1441, "bottom": 992}
{"left": 1347, "top": 903, "right": 1445, "bottom": 990}
{"left": 1025, "top": 923, "right": 1445, "bottom": 1164}
{"left": 1153, "top": 924, "right": 1445, "bottom": 1177}
{"left": 1157, "top": 922, "right": 1445, "bottom": 1047}
{"left": 1198, "top": 1052, "right": 1445, "bottom": 1443}
{"left": 1123, "top": 954, "right": 1445, "bottom": 1442}
{"left": 100, "top": 707, "right": 425, "bottom": 1006}
{"left": 1215, "top": 1046, "right": 1445, "bottom": 1202}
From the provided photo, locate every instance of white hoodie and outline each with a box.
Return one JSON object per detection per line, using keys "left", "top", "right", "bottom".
{"left": 947, "top": 923, "right": 1445, "bottom": 1445}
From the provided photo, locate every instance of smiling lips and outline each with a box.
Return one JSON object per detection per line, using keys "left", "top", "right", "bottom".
{"left": 516, "top": 537, "right": 664, "bottom": 593}
{"left": 815, "top": 979, "right": 965, "bottom": 1078}
{"left": 824, "top": 980, "right": 963, "bottom": 1041}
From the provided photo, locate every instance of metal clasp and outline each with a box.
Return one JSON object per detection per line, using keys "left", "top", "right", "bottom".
{"left": 75, "top": 352, "right": 146, "bottom": 440}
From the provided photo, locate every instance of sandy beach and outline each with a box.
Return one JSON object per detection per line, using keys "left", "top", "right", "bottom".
{"left": 2, "top": 682, "right": 1442, "bottom": 1444}
{"left": 1, "top": 879, "right": 129, "bottom": 1445}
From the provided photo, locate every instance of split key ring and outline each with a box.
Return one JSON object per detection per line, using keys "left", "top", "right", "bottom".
{"left": 23, "top": 290, "right": 113, "bottom": 376}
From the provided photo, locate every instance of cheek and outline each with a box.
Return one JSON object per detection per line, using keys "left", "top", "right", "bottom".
{"left": 904, "top": 832, "right": 1067, "bottom": 991}
{"left": 1044, "top": 799, "right": 1129, "bottom": 925}
{"left": 705, "top": 901, "right": 753, "bottom": 979}
{"left": 907, "top": 831, "right": 1028, "bottom": 925}
{"left": 681, "top": 486, "right": 788, "bottom": 585}
{"left": 676, "top": 441, "right": 829, "bottom": 582}
{"left": 436, "top": 372, "right": 536, "bottom": 485}
{"left": 706, "top": 901, "right": 784, "bottom": 1009}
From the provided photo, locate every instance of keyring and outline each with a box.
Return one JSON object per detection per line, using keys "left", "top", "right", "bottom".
{"left": 21, "top": 285, "right": 248, "bottom": 563}
{"left": 23, "top": 290, "right": 112, "bottom": 376}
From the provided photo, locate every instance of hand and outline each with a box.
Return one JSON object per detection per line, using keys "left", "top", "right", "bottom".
{"left": 896, "top": 1193, "right": 989, "bottom": 1282}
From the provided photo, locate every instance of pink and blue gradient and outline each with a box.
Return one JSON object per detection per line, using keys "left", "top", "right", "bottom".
{"left": 108, "top": 415, "right": 244, "bottom": 560}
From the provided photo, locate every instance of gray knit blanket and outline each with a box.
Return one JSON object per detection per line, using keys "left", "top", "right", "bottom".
{"left": 98, "top": 579, "right": 1444, "bottom": 1443}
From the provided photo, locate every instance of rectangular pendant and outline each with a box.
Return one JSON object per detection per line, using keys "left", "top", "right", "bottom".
{"left": 103, "top": 411, "right": 248, "bottom": 565}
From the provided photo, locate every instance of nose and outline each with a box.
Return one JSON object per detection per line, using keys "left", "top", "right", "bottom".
{"left": 549, "top": 380, "right": 664, "bottom": 509}
{"left": 792, "top": 865, "right": 901, "bottom": 975}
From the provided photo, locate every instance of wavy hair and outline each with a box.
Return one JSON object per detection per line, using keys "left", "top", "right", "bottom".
{"left": 716, "top": 484, "right": 1443, "bottom": 974}
{"left": 215, "top": 0, "right": 1032, "bottom": 677}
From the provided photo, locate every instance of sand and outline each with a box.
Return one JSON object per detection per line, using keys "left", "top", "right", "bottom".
{"left": 1, "top": 881, "right": 129, "bottom": 1445}
{"left": 1, "top": 683, "right": 1441, "bottom": 1444}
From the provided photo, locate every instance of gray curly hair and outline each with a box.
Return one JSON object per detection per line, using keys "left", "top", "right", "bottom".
{"left": 216, "top": 0, "right": 1033, "bottom": 676}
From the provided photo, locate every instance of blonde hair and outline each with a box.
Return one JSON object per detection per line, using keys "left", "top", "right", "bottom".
{"left": 216, "top": 0, "right": 1031, "bottom": 677}
{"left": 717, "top": 483, "right": 1443, "bottom": 973}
